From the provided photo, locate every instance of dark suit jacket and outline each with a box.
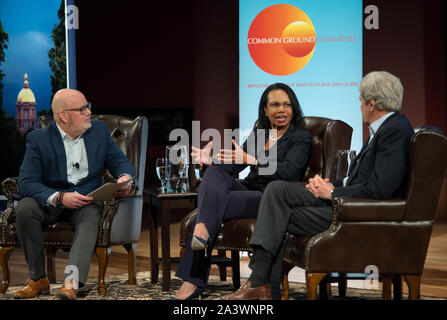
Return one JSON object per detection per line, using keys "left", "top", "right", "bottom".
{"left": 19, "top": 120, "right": 135, "bottom": 206}
{"left": 221, "top": 123, "right": 312, "bottom": 191}
{"left": 332, "top": 112, "right": 413, "bottom": 200}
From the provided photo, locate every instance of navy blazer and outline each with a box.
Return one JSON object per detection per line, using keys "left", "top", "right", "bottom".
{"left": 221, "top": 124, "right": 312, "bottom": 191}
{"left": 19, "top": 120, "right": 135, "bottom": 206}
{"left": 332, "top": 112, "right": 413, "bottom": 200}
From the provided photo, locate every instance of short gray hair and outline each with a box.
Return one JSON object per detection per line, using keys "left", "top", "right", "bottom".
{"left": 359, "top": 71, "right": 403, "bottom": 112}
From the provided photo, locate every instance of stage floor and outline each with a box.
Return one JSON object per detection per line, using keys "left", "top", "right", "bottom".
{"left": 4, "top": 218, "right": 447, "bottom": 298}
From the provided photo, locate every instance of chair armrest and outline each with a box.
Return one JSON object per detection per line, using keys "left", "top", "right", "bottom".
{"left": 96, "top": 198, "right": 119, "bottom": 247}
{"left": 180, "top": 209, "right": 198, "bottom": 248}
{"left": 1, "top": 177, "right": 19, "bottom": 202}
{"left": 1, "top": 178, "right": 19, "bottom": 236}
{"left": 333, "top": 197, "right": 407, "bottom": 222}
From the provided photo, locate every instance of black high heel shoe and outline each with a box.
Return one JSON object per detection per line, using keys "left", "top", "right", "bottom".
{"left": 169, "top": 287, "right": 204, "bottom": 300}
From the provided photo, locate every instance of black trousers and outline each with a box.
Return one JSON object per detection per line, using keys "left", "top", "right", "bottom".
{"left": 175, "top": 165, "right": 262, "bottom": 288}
{"left": 249, "top": 180, "right": 333, "bottom": 287}
{"left": 14, "top": 197, "right": 102, "bottom": 284}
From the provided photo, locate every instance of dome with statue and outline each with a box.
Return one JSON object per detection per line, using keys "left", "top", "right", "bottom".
{"left": 16, "top": 73, "right": 38, "bottom": 133}
{"left": 17, "top": 74, "right": 36, "bottom": 103}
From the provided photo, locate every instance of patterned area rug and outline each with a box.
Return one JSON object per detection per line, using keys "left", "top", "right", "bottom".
{"left": 0, "top": 271, "right": 443, "bottom": 300}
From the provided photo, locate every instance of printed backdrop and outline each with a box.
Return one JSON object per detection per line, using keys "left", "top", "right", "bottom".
{"left": 239, "top": 0, "right": 363, "bottom": 169}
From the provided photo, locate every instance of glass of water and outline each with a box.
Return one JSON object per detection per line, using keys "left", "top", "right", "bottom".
{"left": 166, "top": 145, "right": 189, "bottom": 192}
{"left": 156, "top": 158, "right": 169, "bottom": 193}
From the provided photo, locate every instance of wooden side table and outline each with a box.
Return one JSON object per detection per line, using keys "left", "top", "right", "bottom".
{"left": 144, "top": 187, "right": 197, "bottom": 291}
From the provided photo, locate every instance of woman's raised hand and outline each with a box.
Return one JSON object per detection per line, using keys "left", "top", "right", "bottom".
{"left": 216, "top": 139, "right": 257, "bottom": 165}
{"left": 191, "top": 141, "right": 214, "bottom": 166}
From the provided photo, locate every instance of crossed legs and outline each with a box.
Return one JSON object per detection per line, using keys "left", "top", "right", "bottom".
{"left": 225, "top": 180, "right": 333, "bottom": 300}
{"left": 175, "top": 166, "right": 262, "bottom": 299}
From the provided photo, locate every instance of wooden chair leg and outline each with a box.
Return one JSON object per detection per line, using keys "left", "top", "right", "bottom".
{"left": 96, "top": 246, "right": 110, "bottom": 296}
{"left": 404, "top": 275, "right": 421, "bottom": 300}
{"left": 123, "top": 243, "right": 137, "bottom": 285}
{"left": 338, "top": 273, "right": 347, "bottom": 297}
{"left": 381, "top": 274, "right": 392, "bottom": 300}
{"left": 231, "top": 250, "right": 240, "bottom": 289}
{"left": 282, "top": 273, "right": 290, "bottom": 300}
{"left": 148, "top": 203, "right": 159, "bottom": 285}
{"left": 392, "top": 274, "right": 402, "bottom": 300}
{"left": 0, "top": 247, "right": 13, "bottom": 294}
{"left": 318, "top": 277, "right": 329, "bottom": 300}
{"left": 306, "top": 272, "right": 326, "bottom": 300}
{"left": 218, "top": 250, "right": 227, "bottom": 281}
{"left": 281, "top": 261, "right": 294, "bottom": 300}
{"left": 45, "top": 247, "right": 58, "bottom": 284}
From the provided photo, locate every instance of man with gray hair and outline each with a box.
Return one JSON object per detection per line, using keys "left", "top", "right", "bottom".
{"left": 224, "top": 71, "right": 414, "bottom": 300}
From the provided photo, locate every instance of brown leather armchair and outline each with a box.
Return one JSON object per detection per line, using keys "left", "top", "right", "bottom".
{"left": 0, "top": 114, "right": 148, "bottom": 295}
{"left": 179, "top": 116, "right": 353, "bottom": 288}
{"left": 282, "top": 129, "right": 447, "bottom": 300}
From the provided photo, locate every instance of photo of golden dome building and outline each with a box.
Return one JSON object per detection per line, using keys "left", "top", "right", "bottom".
{"left": 16, "top": 73, "right": 37, "bottom": 133}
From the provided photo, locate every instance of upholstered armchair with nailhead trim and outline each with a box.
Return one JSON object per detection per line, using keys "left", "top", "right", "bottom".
{"left": 282, "top": 129, "right": 447, "bottom": 300}
{"left": 179, "top": 116, "right": 353, "bottom": 290}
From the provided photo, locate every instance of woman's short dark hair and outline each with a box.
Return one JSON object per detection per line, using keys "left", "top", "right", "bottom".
{"left": 257, "top": 83, "right": 305, "bottom": 130}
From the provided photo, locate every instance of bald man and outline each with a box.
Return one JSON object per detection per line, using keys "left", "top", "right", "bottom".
{"left": 13, "top": 89, "right": 135, "bottom": 300}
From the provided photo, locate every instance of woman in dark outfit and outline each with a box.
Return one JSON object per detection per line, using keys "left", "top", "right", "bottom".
{"left": 172, "top": 83, "right": 312, "bottom": 300}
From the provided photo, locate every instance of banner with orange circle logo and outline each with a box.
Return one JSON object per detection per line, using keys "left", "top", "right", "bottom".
{"left": 247, "top": 4, "right": 316, "bottom": 76}
{"left": 239, "top": 0, "right": 363, "bottom": 176}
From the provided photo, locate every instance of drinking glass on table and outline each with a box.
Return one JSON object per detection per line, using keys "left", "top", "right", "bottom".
{"left": 193, "top": 163, "right": 202, "bottom": 180}
{"left": 156, "top": 158, "right": 169, "bottom": 193}
{"left": 166, "top": 145, "right": 189, "bottom": 192}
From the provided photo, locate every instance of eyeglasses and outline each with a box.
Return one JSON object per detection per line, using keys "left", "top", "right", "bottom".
{"left": 64, "top": 102, "right": 91, "bottom": 115}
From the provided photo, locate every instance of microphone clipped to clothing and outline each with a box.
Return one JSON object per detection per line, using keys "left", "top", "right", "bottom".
{"left": 73, "top": 162, "right": 80, "bottom": 169}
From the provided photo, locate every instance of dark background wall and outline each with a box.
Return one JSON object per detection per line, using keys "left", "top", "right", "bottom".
{"left": 74, "top": 0, "right": 447, "bottom": 204}
{"left": 75, "top": 1, "right": 194, "bottom": 109}
{"left": 75, "top": 0, "right": 446, "bottom": 134}
{"left": 363, "top": 0, "right": 446, "bottom": 138}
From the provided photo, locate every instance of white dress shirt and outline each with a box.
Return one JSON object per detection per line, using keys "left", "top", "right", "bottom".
{"left": 46, "top": 123, "right": 89, "bottom": 206}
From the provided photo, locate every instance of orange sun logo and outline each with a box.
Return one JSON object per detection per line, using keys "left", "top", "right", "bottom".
{"left": 247, "top": 4, "right": 316, "bottom": 76}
